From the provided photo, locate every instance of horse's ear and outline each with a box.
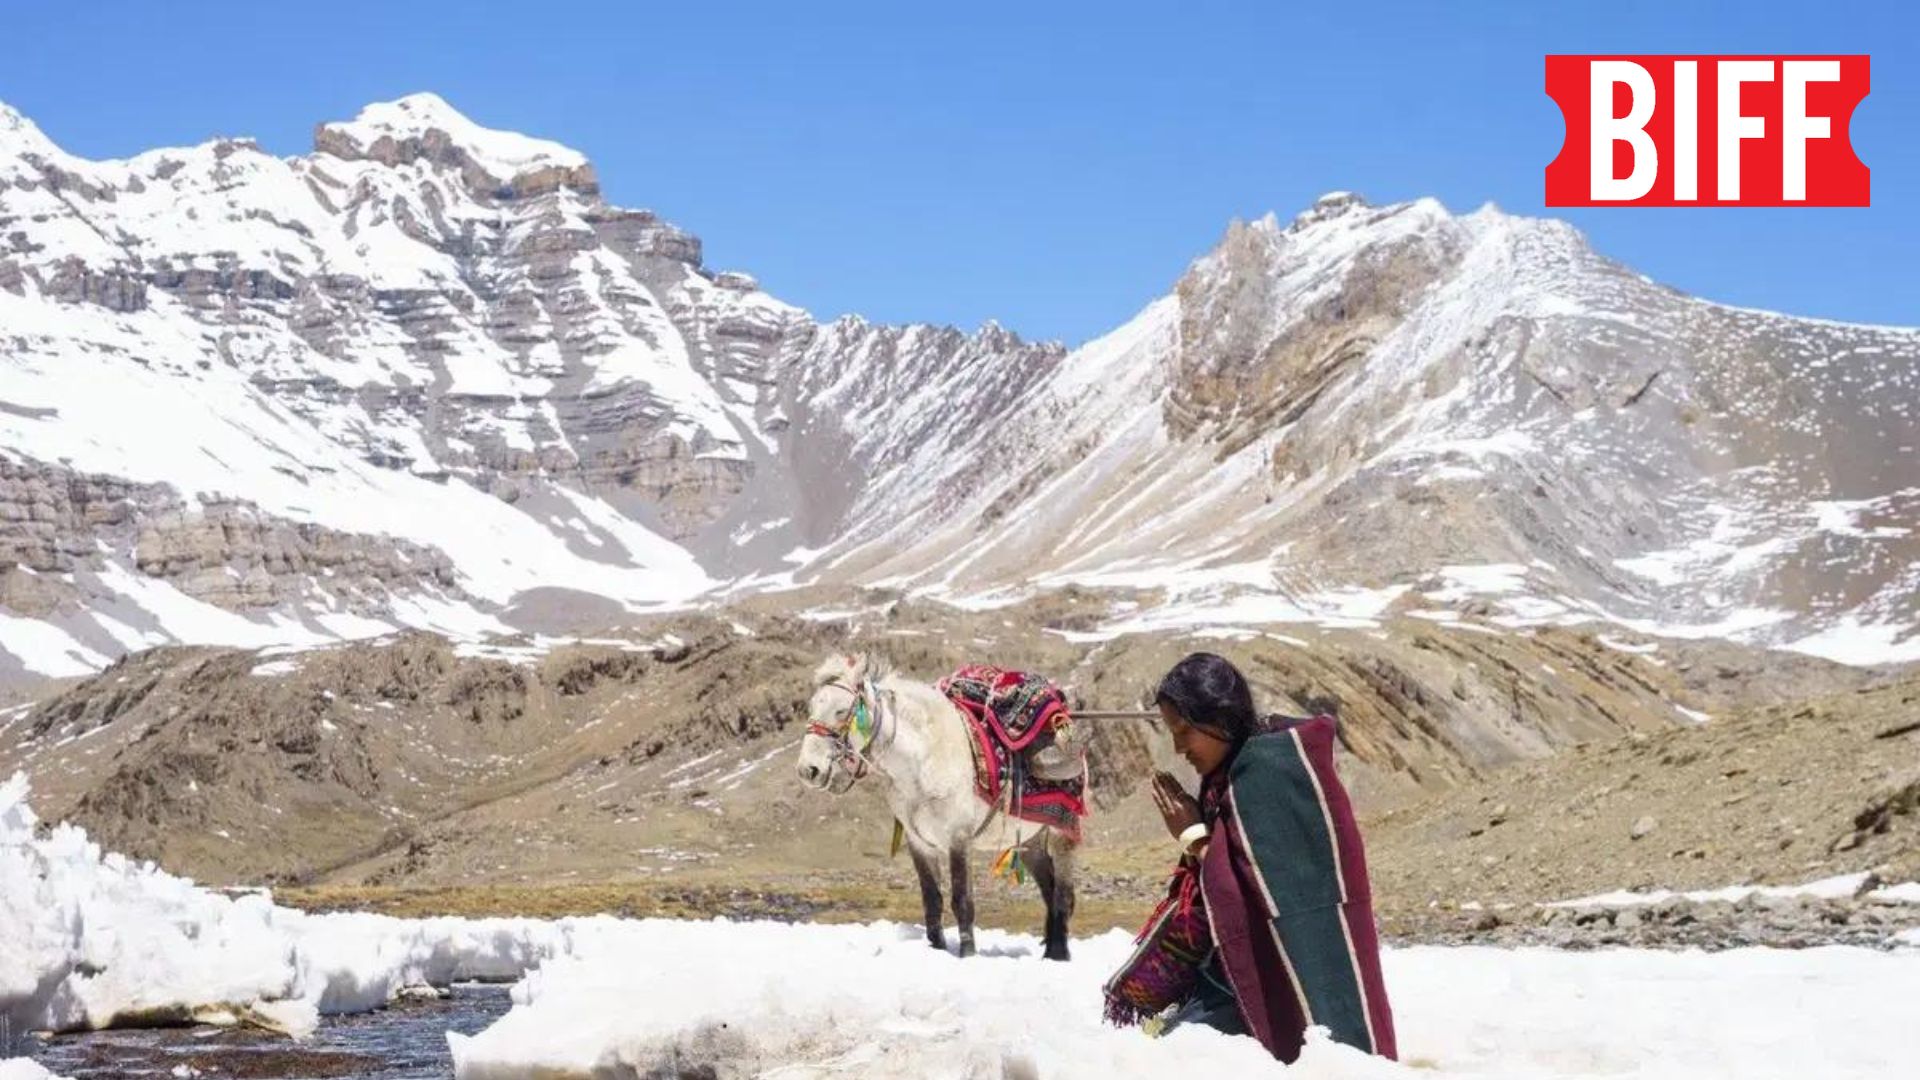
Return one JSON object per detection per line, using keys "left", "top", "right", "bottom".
{"left": 839, "top": 652, "right": 866, "bottom": 681}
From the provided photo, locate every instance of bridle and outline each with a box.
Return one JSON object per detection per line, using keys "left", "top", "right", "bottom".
{"left": 807, "top": 678, "right": 886, "bottom": 784}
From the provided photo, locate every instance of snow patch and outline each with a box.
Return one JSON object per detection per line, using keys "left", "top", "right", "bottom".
{"left": 1782, "top": 618, "right": 1920, "bottom": 666}
{"left": 0, "top": 615, "right": 108, "bottom": 678}
{"left": 1547, "top": 872, "right": 1878, "bottom": 909}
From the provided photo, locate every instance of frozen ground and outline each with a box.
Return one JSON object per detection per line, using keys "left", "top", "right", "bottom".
{"left": 7, "top": 772, "right": 1919, "bottom": 1078}
{"left": 449, "top": 921, "right": 1920, "bottom": 1080}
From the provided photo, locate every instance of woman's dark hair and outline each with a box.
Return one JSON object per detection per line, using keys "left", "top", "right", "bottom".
{"left": 1154, "top": 652, "right": 1258, "bottom": 743}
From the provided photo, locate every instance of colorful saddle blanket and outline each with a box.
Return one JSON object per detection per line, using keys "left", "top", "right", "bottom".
{"left": 937, "top": 664, "right": 1087, "bottom": 842}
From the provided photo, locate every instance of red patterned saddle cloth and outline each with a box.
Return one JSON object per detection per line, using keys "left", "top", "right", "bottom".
{"left": 937, "top": 664, "right": 1086, "bottom": 842}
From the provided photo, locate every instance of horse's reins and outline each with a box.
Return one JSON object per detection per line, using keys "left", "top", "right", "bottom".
{"left": 807, "top": 679, "right": 886, "bottom": 782}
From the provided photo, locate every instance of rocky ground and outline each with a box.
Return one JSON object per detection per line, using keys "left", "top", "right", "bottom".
{"left": 274, "top": 870, "right": 1920, "bottom": 952}
{"left": 1365, "top": 673, "right": 1920, "bottom": 912}
{"left": 1405, "top": 889, "right": 1920, "bottom": 950}
{"left": 3, "top": 589, "right": 1913, "bottom": 950}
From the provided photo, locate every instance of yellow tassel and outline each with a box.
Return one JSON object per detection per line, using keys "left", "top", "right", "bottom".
{"left": 990, "top": 846, "right": 1026, "bottom": 886}
{"left": 889, "top": 819, "right": 905, "bottom": 859}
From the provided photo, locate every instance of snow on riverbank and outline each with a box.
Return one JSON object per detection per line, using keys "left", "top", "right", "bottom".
{"left": 0, "top": 773, "right": 582, "bottom": 1038}
{"left": 1548, "top": 871, "right": 1920, "bottom": 909}
{"left": 450, "top": 922, "right": 1920, "bottom": 1079}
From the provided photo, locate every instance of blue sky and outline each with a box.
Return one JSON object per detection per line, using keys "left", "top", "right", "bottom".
{"left": 3, "top": 1, "right": 1912, "bottom": 345}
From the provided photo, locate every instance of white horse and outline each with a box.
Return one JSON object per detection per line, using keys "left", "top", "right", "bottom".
{"left": 795, "top": 653, "right": 1078, "bottom": 960}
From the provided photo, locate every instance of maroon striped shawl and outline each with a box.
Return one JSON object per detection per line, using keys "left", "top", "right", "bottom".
{"left": 1198, "top": 715, "right": 1397, "bottom": 1062}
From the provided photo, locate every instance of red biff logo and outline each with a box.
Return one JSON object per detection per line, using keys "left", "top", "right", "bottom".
{"left": 1545, "top": 55, "right": 1870, "bottom": 206}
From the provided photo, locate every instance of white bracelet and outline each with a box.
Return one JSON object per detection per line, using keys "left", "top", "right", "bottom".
{"left": 1178, "top": 823, "right": 1210, "bottom": 849}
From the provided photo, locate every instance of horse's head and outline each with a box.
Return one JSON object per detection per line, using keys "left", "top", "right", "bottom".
{"left": 796, "top": 652, "right": 889, "bottom": 794}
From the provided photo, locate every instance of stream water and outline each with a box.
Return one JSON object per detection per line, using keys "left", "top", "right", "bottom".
{"left": 24, "top": 984, "right": 514, "bottom": 1079}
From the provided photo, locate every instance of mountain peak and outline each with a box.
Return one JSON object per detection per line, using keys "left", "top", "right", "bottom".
{"left": 1314, "top": 189, "right": 1369, "bottom": 211}
{"left": 0, "top": 99, "right": 62, "bottom": 160}
{"left": 1279, "top": 189, "right": 1370, "bottom": 229}
{"left": 315, "top": 92, "right": 589, "bottom": 183}
{"left": 380, "top": 91, "right": 466, "bottom": 118}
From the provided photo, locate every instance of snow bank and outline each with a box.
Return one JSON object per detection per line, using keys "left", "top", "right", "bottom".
{"left": 1387, "top": 944, "right": 1920, "bottom": 1079}
{"left": 0, "top": 773, "right": 580, "bottom": 1038}
{"left": 448, "top": 921, "right": 1298, "bottom": 1079}
{"left": 449, "top": 920, "right": 1920, "bottom": 1080}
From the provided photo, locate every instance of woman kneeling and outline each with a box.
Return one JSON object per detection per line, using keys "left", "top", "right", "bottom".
{"left": 1104, "top": 652, "right": 1397, "bottom": 1064}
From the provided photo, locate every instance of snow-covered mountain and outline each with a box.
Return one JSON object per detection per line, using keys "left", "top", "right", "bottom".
{"left": 0, "top": 93, "right": 1058, "bottom": 676}
{"left": 834, "top": 193, "right": 1920, "bottom": 665}
{"left": 1, "top": 95, "right": 1915, "bottom": 679}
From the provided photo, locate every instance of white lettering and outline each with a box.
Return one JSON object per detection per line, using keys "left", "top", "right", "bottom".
{"left": 1782, "top": 59, "right": 1840, "bottom": 201}
{"left": 1591, "top": 61, "right": 1658, "bottom": 200}
{"left": 1673, "top": 60, "right": 1698, "bottom": 200}
{"left": 1717, "top": 60, "right": 1773, "bottom": 200}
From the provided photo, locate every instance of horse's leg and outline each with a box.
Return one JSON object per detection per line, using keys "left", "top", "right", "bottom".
{"left": 1023, "top": 833, "right": 1069, "bottom": 962}
{"left": 948, "top": 845, "right": 977, "bottom": 958}
{"left": 907, "top": 842, "right": 947, "bottom": 951}
{"left": 1044, "top": 831, "right": 1077, "bottom": 961}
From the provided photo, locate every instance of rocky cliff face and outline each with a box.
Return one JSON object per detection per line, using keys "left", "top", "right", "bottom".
{"left": 1, "top": 98, "right": 1915, "bottom": 681}
{"left": 0, "top": 457, "right": 461, "bottom": 622}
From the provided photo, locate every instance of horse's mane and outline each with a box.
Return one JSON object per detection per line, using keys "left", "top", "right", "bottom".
{"left": 812, "top": 652, "right": 894, "bottom": 687}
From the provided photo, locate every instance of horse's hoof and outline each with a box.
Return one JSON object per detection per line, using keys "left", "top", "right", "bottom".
{"left": 1044, "top": 944, "right": 1072, "bottom": 962}
{"left": 927, "top": 935, "right": 947, "bottom": 951}
{"left": 958, "top": 939, "right": 977, "bottom": 958}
